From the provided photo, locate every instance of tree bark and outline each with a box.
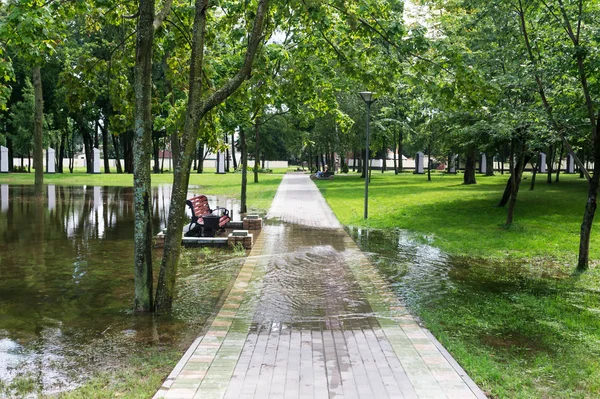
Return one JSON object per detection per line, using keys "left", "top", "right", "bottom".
{"left": 506, "top": 139, "right": 527, "bottom": 225}
{"left": 226, "top": 135, "right": 231, "bottom": 172}
{"left": 132, "top": 0, "right": 155, "bottom": 312}
{"left": 486, "top": 152, "right": 494, "bottom": 176}
{"left": 155, "top": 0, "right": 269, "bottom": 313}
{"left": 101, "top": 117, "right": 111, "bottom": 173}
{"left": 547, "top": 144, "right": 554, "bottom": 184}
{"left": 398, "top": 130, "right": 403, "bottom": 173}
{"left": 81, "top": 123, "right": 93, "bottom": 173}
{"left": 555, "top": 141, "right": 564, "bottom": 183}
{"left": 530, "top": 154, "right": 537, "bottom": 191}
{"left": 197, "top": 141, "right": 204, "bottom": 173}
{"left": 240, "top": 127, "right": 248, "bottom": 213}
{"left": 112, "top": 134, "right": 123, "bottom": 173}
{"left": 578, "top": 152, "right": 600, "bottom": 271}
{"left": 32, "top": 66, "right": 44, "bottom": 197}
{"left": 392, "top": 131, "right": 398, "bottom": 174}
{"left": 360, "top": 149, "right": 366, "bottom": 178}
{"left": 254, "top": 118, "right": 260, "bottom": 183}
{"left": 6, "top": 136, "right": 13, "bottom": 171}
{"left": 58, "top": 129, "right": 67, "bottom": 173}
{"left": 427, "top": 144, "right": 431, "bottom": 181}
{"left": 231, "top": 131, "right": 238, "bottom": 170}
{"left": 463, "top": 146, "right": 477, "bottom": 185}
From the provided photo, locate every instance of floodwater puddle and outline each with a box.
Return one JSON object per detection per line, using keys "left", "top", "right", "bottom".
{"left": 346, "top": 226, "right": 575, "bottom": 313}
{"left": 0, "top": 185, "right": 245, "bottom": 396}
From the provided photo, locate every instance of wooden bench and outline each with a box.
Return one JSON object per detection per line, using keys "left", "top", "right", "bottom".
{"left": 185, "top": 195, "right": 231, "bottom": 237}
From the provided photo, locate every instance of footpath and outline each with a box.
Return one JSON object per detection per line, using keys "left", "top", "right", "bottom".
{"left": 154, "top": 173, "right": 486, "bottom": 399}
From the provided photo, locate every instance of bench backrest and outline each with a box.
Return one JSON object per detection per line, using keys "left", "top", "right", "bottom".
{"left": 187, "top": 195, "right": 211, "bottom": 218}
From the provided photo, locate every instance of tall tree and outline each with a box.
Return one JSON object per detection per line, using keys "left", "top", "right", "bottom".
{"left": 155, "top": 0, "right": 270, "bottom": 312}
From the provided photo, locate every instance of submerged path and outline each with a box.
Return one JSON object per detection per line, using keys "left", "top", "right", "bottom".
{"left": 155, "top": 173, "right": 486, "bottom": 399}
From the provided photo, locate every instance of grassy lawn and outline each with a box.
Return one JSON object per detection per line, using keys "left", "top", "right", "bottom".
{"left": 316, "top": 171, "right": 597, "bottom": 262}
{"left": 319, "top": 171, "right": 600, "bottom": 398}
{"left": 0, "top": 170, "right": 283, "bottom": 212}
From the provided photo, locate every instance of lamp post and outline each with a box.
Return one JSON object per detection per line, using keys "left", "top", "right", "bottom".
{"left": 359, "top": 91, "right": 377, "bottom": 219}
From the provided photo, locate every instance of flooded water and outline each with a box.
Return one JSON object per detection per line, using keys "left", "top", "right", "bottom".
{"left": 347, "top": 226, "right": 569, "bottom": 314}
{"left": 254, "top": 223, "right": 370, "bottom": 328}
{"left": 0, "top": 184, "right": 245, "bottom": 395}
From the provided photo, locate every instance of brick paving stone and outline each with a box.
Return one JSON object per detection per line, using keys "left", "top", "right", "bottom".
{"left": 156, "top": 173, "right": 486, "bottom": 399}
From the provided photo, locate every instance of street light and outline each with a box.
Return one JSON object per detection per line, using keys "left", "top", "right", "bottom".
{"left": 359, "top": 91, "right": 377, "bottom": 219}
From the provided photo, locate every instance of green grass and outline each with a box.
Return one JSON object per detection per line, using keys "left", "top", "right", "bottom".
{"left": 316, "top": 171, "right": 596, "bottom": 263}
{"left": 416, "top": 263, "right": 600, "bottom": 399}
{"left": 0, "top": 171, "right": 283, "bottom": 212}
{"left": 321, "top": 171, "right": 600, "bottom": 398}
{"left": 53, "top": 348, "right": 181, "bottom": 399}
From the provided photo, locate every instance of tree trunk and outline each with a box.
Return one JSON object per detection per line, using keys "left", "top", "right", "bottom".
{"left": 7, "top": 136, "right": 13, "bottom": 171}
{"left": 579, "top": 150, "right": 585, "bottom": 179}
{"left": 352, "top": 150, "right": 356, "bottom": 172}
{"left": 427, "top": 144, "right": 431, "bottom": 181}
{"left": 463, "top": 146, "right": 477, "bottom": 185}
{"left": 102, "top": 116, "right": 111, "bottom": 173}
{"left": 578, "top": 154, "right": 600, "bottom": 270}
{"left": 254, "top": 119, "right": 260, "bottom": 183}
{"left": 556, "top": 141, "right": 564, "bottom": 183}
{"left": 486, "top": 152, "right": 494, "bottom": 176}
{"left": 112, "top": 134, "right": 123, "bottom": 173}
{"left": 94, "top": 119, "right": 100, "bottom": 149}
{"left": 231, "top": 131, "right": 238, "bottom": 170}
{"left": 123, "top": 131, "right": 134, "bottom": 173}
{"left": 32, "top": 66, "right": 44, "bottom": 197}
{"left": 498, "top": 153, "right": 533, "bottom": 207}
{"left": 58, "top": 130, "right": 67, "bottom": 173}
{"left": 398, "top": 130, "right": 403, "bottom": 173}
{"left": 547, "top": 143, "right": 554, "bottom": 184}
{"left": 81, "top": 126, "right": 93, "bottom": 173}
{"left": 196, "top": 141, "right": 204, "bottom": 173}
{"left": 226, "top": 135, "right": 231, "bottom": 172}
{"left": 392, "top": 131, "right": 398, "bottom": 175}
{"left": 240, "top": 127, "right": 248, "bottom": 213}
{"left": 506, "top": 140, "right": 527, "bottom": 225}
{"left": 132, "top": 0, "right": 155, "bottom": 312}
{"left": 152, "top": 134, "right": 160, "bottom": 173}
{"left": 530, "top": 155, "right": 537, "bottom": 191}
{"left": 155, "top": 0, "right": 269, "bottom": 313}
{"left": 69, "top": 127, "right": 74, "bottom": 173}
{"left": 360, "top": 149, "right": 366, "bottom": 178}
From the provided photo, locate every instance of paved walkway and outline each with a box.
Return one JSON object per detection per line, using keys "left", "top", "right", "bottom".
{"left": 155, "top": 173, "right": 486, "bottom": 399}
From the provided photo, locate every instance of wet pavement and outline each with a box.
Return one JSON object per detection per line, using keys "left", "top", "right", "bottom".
{"left": 154, "top": 173, "right": 486, "bottom": 399}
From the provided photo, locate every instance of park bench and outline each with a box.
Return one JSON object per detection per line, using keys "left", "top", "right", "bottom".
{"left": 185, "top": 195, "right": 231, "bottom": 237}
{"left": 310, "top": 171, "right": 334, "bottom": 180}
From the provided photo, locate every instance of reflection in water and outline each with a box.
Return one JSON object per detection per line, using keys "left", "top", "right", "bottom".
{"left": 348, "top": 226, "right": 452, "bottom": 310}
{"left": 0, "top": 185, "right": 242, "bottom": 395}
{"left": 347, "top": 227, "right": 571, "bottom": 313}
{"left": 1, "top": 184, "right": 7, "bottom": 212}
